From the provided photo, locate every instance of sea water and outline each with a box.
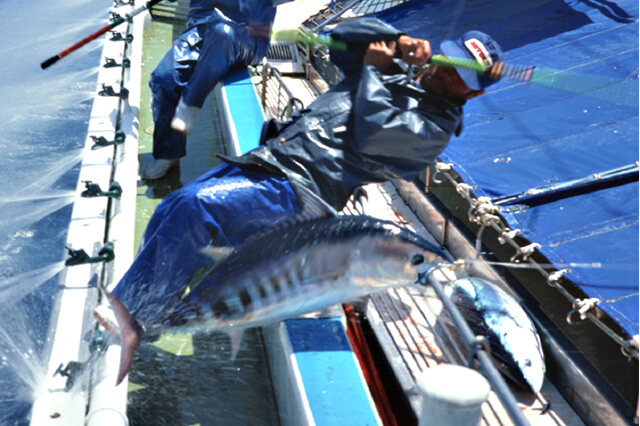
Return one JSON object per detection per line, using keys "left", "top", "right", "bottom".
{"left": 0, "top": 0, "right": 110, "bottom": 423}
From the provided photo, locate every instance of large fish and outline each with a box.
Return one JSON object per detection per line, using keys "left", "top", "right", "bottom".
{"left": 444, "top": 277, "right": 546, "bottom": 393}
{"left": 105, "top": 185, "right": 448, "bottom": 385}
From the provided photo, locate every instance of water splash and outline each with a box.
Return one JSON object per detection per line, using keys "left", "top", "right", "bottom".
{"left": 0, "top": 262, "right": 67, "bottom": 423}
{"left": 0, "top": 262, "right": 66, "bottom": 304}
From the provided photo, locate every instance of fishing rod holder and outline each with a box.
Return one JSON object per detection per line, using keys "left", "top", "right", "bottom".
{"left": 91, "top": 129, "right": 126, "bottom": 149}
{"left": 65, "top": 242, "right": 115, "bottom": 266}
{"left": 81, "top": 181, "right": 122, "bottom": 199}
{"left": 99, "top": 84, "right": 129, "bottom": 99}
{"left": 53, "top": 330, "right": 108, "bottom": 391}
{"left": 109, "top": 12, "right": 128, "bottom": 23}
{"left": 109, "top": 32, "right": 134, "bottom": 43}
{"left": 54, "top": 361, "right": 85, "bottom": 391}
{"left": 104, "top": 57, "right": 131, "bottom": 69}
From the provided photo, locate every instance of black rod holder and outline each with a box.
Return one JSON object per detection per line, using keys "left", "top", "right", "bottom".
{"left": 109, "top": 32, "right": 134, "bottom": 43}
{"left": 81, "top": 181, "right": 122, "bottom": 199}
{"left": 91, "top": 129, "right": 126, "bottom": 149}
{"left": 65, "top": 242, "right": 115, "bottom": 266}
{"left": 99, "top": 84, "right": 129, "bottom": 99}
{"left": 54, "top": 330, "right": 108, "bottom": 391}
{"left": 104, "top": 57, "right": 131, "bottom": 68}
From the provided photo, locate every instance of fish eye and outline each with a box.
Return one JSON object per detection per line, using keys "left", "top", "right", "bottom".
{"left": 411, "top": 254, "right": 425, "bottom": 265}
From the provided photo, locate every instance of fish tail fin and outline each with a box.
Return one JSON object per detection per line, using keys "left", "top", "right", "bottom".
{"left": 103, "top": 290, "right": 143, "bottom": 386}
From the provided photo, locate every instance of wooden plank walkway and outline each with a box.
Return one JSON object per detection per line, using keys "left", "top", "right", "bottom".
{"left": 343, "top": 182, "right": 584, "bottom": 426}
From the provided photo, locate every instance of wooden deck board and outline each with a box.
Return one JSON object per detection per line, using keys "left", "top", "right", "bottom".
{"left": 349, "top": 182, "right": 584, "bottom": 426}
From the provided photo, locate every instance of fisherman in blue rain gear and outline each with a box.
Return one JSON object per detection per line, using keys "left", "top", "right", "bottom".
{"left": 113, "top": 17, "right": 505, "bottom": 326}
{"left": 143, "top": 0, "right": 280, "bottom": 179}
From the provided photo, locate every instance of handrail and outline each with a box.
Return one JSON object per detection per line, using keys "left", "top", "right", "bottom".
{"left": 431, "top": 162, "right": 639, "bottom": 360}
{"left": 423, "top": 268, "right": 531, "bottom": 426}
{"left": 254, "top": 63, "right": 304, "bottom": 120}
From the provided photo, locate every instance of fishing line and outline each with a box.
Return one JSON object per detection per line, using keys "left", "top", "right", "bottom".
{"left": 443, "top": 0, "right": 467, "bottom": 43}
{"left": 457, "top": 258, "right": 640, "bottom": 271}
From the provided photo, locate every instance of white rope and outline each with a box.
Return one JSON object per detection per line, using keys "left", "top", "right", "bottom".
{"left": 567, "top": 297, "right": 601, "bottom": 323}
{"left": 498, "top": 228, "right": 521, "bottom": 244}
{"left": 509, "top": 243, "right": 541, "bottom": 263}
{"left": 424, "top": 165, "right": 638, "bottom": 359}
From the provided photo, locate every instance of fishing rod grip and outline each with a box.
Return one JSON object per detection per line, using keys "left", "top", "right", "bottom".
{"left": 41, "top": 55, "right": 61, "bottom": 69}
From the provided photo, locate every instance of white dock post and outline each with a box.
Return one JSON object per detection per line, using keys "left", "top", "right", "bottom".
{"left": 417, "top": 364, "right": 490, "bottom": 426}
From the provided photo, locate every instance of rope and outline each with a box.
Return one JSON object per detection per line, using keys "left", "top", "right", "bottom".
{"left": 430, "top": 162, "right": 639, "bottom": 360}
{"left": 566, "top": 298, "right": 602, "bottom": 323}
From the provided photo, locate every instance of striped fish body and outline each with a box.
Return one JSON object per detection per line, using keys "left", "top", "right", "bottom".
{"left": 445, "top": 277, "right": 546, "bottom": 393}
{"left": 107, "top": 184, "right": 445, "bottom": 384}
{"left": 161, "top": 214, "right": 444, "bottom": 332}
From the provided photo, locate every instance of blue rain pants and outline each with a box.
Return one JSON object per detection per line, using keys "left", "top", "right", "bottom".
{"left": 112, "top": 163, "right": 300, "bottom": 325}
{"left": 149, "top": 10, "right": 271, "bottom": 159}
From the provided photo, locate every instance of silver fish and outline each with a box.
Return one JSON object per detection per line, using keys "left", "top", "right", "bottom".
{"left": 106, "top": 185, "right": 447, "bottom": 384}
{"left": 444, "top": 277, "right": 546, "bottom": 392}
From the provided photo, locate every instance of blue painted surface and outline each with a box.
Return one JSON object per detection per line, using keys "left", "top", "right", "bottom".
{"left": 221, "top": 72, "right": 378, "bottom": 424}
{"left": 222, "top": 67, "right": 265, "bottom": 153}
{"left": 377, "top": 0, "right": 639, "bottom": 336}
{"left": 286, "top": 318, "right": 379, "bottom": 426}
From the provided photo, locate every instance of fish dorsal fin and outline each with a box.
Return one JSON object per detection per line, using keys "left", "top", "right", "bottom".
{"left": 201, "top": 246, "right": 234, "bottom": 262}
{"left": 228, "top": 328, "right": 245, "bottom": 360}
{"left": 294, "top": 183, "right": 338, "bottom": 220}
{"left": 223, "top": 185, "right": 336, "bottom": 250}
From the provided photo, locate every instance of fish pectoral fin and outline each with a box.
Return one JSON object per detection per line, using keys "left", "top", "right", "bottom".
{"left": 201, "top": 246, "right": 234, "bottom": 262}
{"left": 293, "top": 183, "right": 338, "bottom": 219}
{"left": 104, "top": 290, "right": 143, "bottom": 386}
{"left": 228, "top": 329, "right": 245, "bottom": 360}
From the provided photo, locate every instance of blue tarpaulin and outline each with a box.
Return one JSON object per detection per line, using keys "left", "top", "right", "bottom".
{"left": 377, "top": 0, "right": 639, "bottom": 337}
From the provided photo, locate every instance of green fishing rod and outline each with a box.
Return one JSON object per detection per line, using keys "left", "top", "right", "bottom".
{"left": 270, "top": 28, "right": 535, "bottom": 82}
{"left": 41, "top": 0, "right": 167, "bottom": 69}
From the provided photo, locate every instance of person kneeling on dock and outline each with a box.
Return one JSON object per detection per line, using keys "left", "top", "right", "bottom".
{"left": 113, "top": 17, "right": 504, "bottom": 333}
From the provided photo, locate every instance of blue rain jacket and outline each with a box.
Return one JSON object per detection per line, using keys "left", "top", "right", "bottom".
{"left": 187, "top": 0, "right": 276, "bottom": 27}
{"left": 225, "top": 17, "right": 463, "bottom": 210}
{"left": 114, "top": 18, "right": 464, "bottom": 323}
{"left": 113, "top": 164, "right": 300, "bottom": 323}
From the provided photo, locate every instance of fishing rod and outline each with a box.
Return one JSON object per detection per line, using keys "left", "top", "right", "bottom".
{"left": 272, "top": 28, "right": 636, "bottom": 107}
{"left": 41, "top": 0, "right": 166, "bottom": 69}
{"left": 270, "top": 28, "right": 536, "bottom": 83}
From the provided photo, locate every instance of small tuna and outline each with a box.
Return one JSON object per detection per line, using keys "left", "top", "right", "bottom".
{"left": 106, "top": 185, "right": 447, "bottom": 385}
{"left": 444, "top": 277, "right": 546, "bottom": 393}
